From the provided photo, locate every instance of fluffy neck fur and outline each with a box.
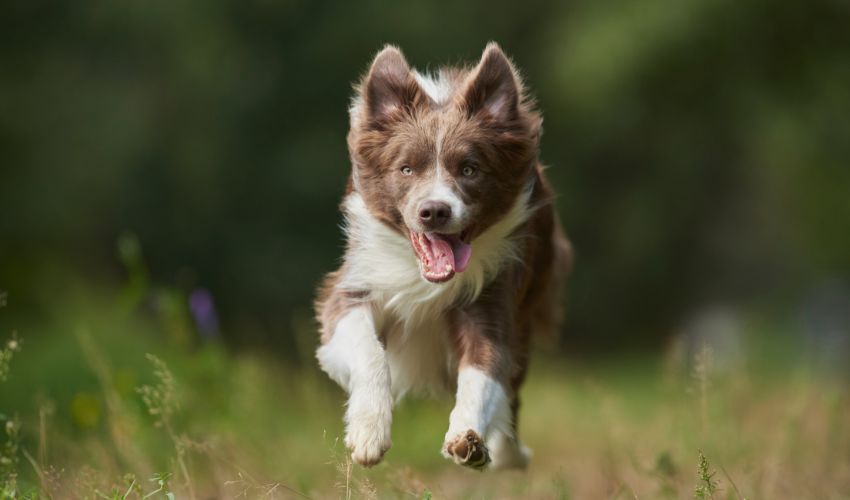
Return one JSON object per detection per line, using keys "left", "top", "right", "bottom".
{"left": 339, "top": 184, "right": 534, "bottom": 328}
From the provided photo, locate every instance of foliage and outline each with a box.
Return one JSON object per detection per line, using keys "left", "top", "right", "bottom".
{"left": 2, "top": 0, "right": 849, "bottom": 352}
{"left": 1, "top": 416, "right": 22, "bottom": 499}
{"left": 0, "top": 1, "right": 848, "bottom": 496}
{"left": 694, "top": 449, "right": 718, "bottom": 499}
{"left": 0, "top": 336, "right": 19, "bottom": 385}
{"left": 0, "top": 292, "right": 19, "bottom": 384}
{"left": 137, "top": 355, "right": 179, "bottom": 430}
{"left": 142, "top": 472, "right": 175, "bottom": 500}
{"left": 0, "top": 286, "right": 847, "bottom": 497}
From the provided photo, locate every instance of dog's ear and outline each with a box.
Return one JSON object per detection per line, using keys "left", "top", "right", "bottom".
{"left": 461, "top": 43, "right": 520, "bottom": 122}
{"left": 361, "top": 46, "right": 422, "bottom": 124}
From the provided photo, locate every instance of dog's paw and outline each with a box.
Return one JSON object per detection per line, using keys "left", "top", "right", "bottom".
{"left": 442, "top": 430, "right": 490, "bottom": 469}
{"left": 345, "top": 413, "right": 392, "bottom": 467}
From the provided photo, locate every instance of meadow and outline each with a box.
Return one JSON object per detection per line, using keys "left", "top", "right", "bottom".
{"left": 3, "top": 0, "right": 849, "bottom": 498}
{"left": 1, "top": 283, "right": 848, "bottom": 500}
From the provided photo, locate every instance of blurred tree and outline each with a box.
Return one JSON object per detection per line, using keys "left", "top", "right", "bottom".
{"left": 1, "top": 0, "right": 848, "bottom": 354}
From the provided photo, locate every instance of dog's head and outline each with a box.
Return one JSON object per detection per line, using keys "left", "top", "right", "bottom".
{"left": 348, "top": 43, "right": 541, "bottom": 283}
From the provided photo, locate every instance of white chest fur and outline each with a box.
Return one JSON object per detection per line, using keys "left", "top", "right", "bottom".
{"left": 337, "top": 189, "right": 533, "bottom": 396}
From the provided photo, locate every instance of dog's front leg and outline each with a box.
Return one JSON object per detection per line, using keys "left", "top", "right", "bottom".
{"left": 442, "top": 305, "right": 513, "bottom": 469}
{"left": 317, "top": 306, "right": 393, "bottom": 467}
{"left": 443, "top": 365, "right": 512, "bottom": 469}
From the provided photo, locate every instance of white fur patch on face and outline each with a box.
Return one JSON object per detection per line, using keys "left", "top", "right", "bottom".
{"left": 404, "top": 164, "right": 469, "bottom": 234}
{"left": 444, "top": 367, "right": 512, "bottom": 442}
{"left": 431, "top": 165, "right": 467, "bottom": 226}
{"left": 414, "top": 70, "right": 454, "bottom": 104}
{"left": 316, "top": 307, "right": 394, "bottom": 465}
{"left": 340, "top": 183, "right": 533, "bottom": 317}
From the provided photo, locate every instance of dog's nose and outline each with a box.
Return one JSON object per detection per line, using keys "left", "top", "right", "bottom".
{"left": 418, "top": 201, "right": 452, "bottom": 230}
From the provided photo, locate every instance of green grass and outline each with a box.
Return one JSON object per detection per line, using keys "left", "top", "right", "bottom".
{"left": 1, "top": 289, "right": 849, "bottom": 499}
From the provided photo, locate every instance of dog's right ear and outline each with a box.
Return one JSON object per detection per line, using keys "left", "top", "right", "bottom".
{"left": 360, "top": 46, "right": 422, "bottom": 125}
{"left": 461, "top": 43, "right": 521, "bottom": 123}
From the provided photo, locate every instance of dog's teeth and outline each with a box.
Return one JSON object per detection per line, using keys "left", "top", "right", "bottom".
{"left": 445, "top": 264, "right": 452, "bottom": 272}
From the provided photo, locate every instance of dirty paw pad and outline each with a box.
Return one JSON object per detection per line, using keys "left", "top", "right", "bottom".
{"left": 444, "top": 430, "right": 490, "bottom": 469}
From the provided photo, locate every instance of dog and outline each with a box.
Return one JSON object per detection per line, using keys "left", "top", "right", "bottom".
{"left": 315, "top": 42, "right": 571, "bottom": 469}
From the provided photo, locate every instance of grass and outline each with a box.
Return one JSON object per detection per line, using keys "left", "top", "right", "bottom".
{"left": 1, "top": 285, "right": 849, "bottom": 499}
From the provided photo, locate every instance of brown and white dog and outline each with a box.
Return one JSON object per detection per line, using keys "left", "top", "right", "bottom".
{"left": 315, "top": 43, "right": 571, "bottom": 470}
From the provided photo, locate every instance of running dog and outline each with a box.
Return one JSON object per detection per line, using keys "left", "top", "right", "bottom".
{"left": 315, "top": 42, "right": 571, "bottom": 469}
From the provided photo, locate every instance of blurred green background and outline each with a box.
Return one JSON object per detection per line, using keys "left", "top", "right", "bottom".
{"left": 2, "top": 0, "right": 849, "bottom": 352}
{"left": 2, "top": 1, "right": 850, "bottom": 497}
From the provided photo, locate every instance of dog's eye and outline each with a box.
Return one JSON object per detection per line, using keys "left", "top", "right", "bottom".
{"left": 400, "top": 165, "right": 412, "bottom": 176}
{"left": 461, "top": 165, "right": 476, "bottom": 177}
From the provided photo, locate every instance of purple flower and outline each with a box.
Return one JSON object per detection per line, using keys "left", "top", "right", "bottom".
{"left": 189, "top": 288, "right": 220, "bottom": 338}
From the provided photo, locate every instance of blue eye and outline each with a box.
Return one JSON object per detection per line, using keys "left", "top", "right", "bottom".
{"left": 462, "top": 165, "right": 476, "bottom": 176}
{"left": 401, "top": 165, "right": 412, "bottom": 175}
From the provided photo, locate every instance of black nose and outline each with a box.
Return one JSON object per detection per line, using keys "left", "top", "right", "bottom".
{"left": 418, "top": 201, "right": 452, "bottom": 229}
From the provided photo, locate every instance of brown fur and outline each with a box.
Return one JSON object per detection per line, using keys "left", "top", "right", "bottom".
{"left": 315, "top": 42, "right": 572, "bottom": 468}
{"left": 348, "top": 45, "right": 542, "bottom": 241}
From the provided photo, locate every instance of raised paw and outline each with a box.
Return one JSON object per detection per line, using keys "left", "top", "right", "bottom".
{"left": 443, "top": 430, "right": 490, "bottom": 469}
{"left": 345, "top": 414, "right": 392, "bottom": 467}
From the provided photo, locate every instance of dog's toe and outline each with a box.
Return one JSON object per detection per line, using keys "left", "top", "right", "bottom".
{"left": 443, "top": 430, "right": 490, "bottom": 469}
{"left": 345, "top": 417, "right": 391, "bottom": 467}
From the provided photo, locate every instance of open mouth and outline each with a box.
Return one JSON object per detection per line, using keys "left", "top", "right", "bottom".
{"left": 409, "top": 230, "right": 473, "bottom": 283}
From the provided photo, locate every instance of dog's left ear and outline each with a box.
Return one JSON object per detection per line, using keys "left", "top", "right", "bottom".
{"left": 461, "top": 43, "right": 521, "bottom": 122}
{"left": 362, "top": 46, "right": 422, "bottom": 123}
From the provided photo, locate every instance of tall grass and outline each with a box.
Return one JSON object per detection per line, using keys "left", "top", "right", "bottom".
{"left": 0, "top": 282, "right": 848, "bottom": 498}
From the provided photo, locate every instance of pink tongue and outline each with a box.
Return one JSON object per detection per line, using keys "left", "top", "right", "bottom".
{"left": 425, "top": 234, "right": 472, "bottom": 273}
{"left": 452, "top": 238, "right": 472, "bottom": 272}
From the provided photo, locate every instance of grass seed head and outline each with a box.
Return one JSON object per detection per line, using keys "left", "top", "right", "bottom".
{"left": 694, "top": 449, "right": 719, "bottom": 499}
